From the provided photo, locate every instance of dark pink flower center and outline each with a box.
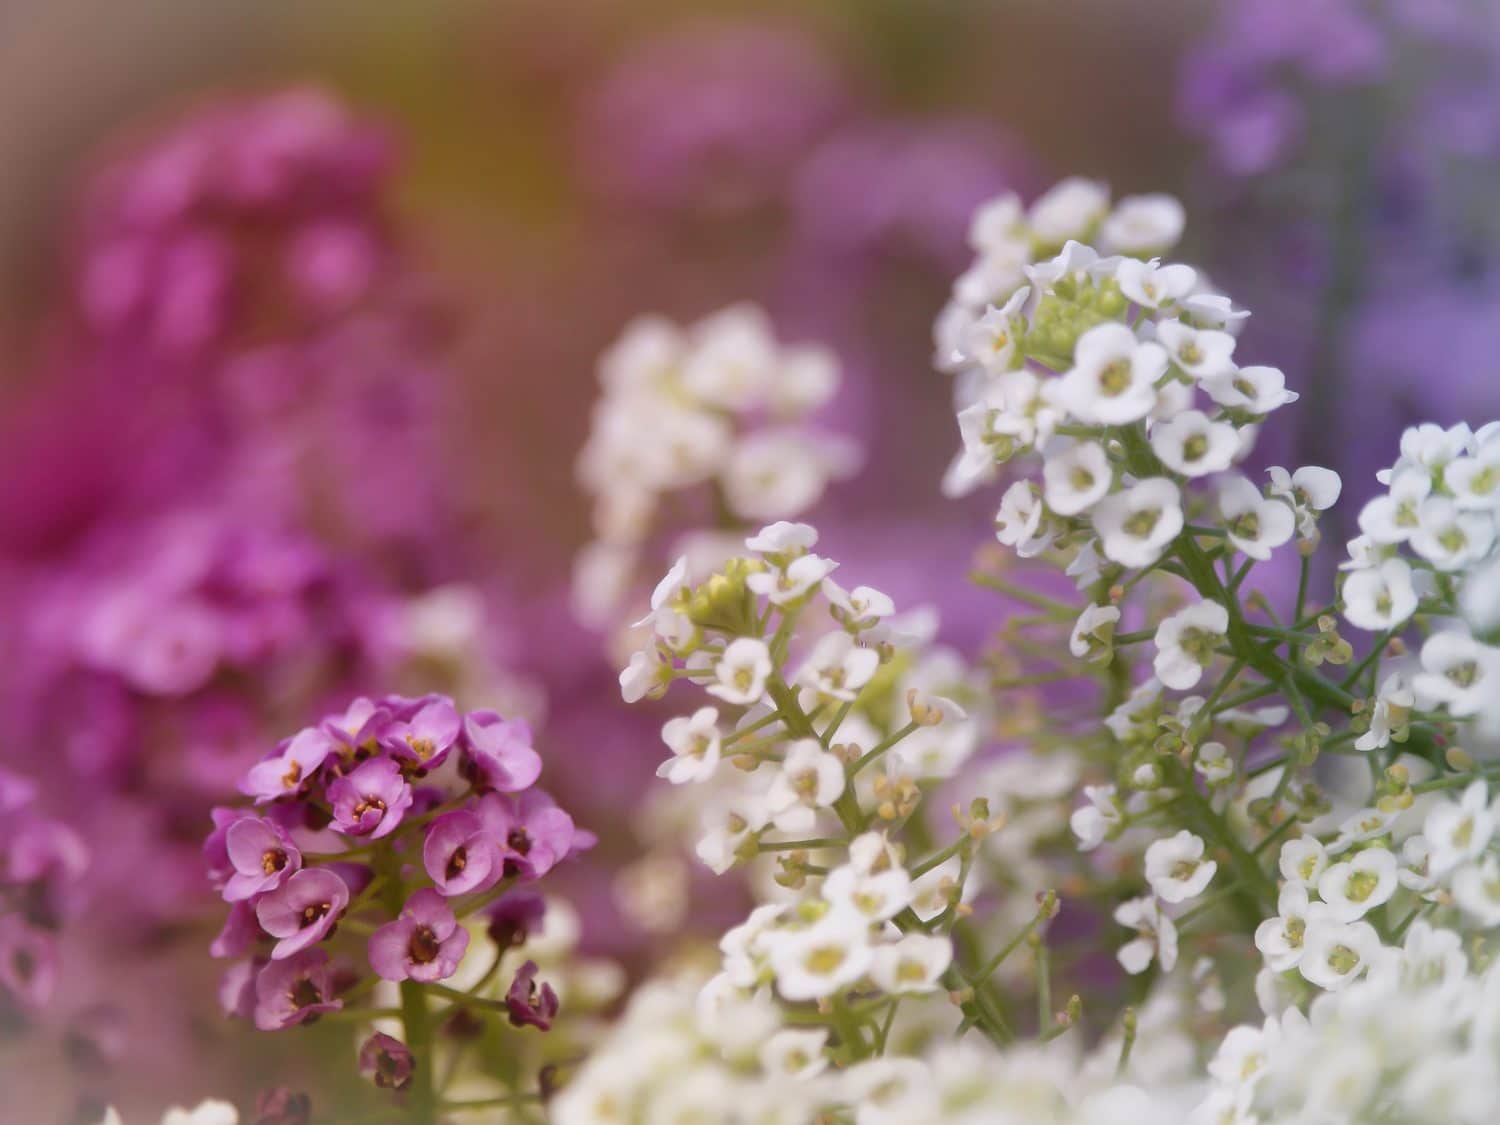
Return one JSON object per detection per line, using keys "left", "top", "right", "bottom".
{"left": 289, "top": 977, "right": 323, "bottom": 1009}
{"left": 262, "top": 849, "right": 288, "bottom": 875}
{"left": 408, "top": 925, "right": 440, "bottom": 965}
{"left": 445, "top": 847, "right": 468, "bottom": 881}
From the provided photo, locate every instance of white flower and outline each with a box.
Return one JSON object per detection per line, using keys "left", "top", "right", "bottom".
{"left": 764, "top": 911, "right": 874, "bottom": 1001}
{"left": 1114, "top": 257, "right": 1197, "bottom": 309}
{"left": 797, "top": 632, "right": 879, "bottom": 702}
{"left": 1357, "top": 469, "right": 1431, "bottom": 545}
{"left": 1144, "top": 830, "right": 1217, "bottom": 903}
{"left": 1071, "top": 784, "right": 1123, "bottom": 850}
{"left": 1069, "top": 603, "right": 1121, "bottom": 663}
{"left": 1151, "top": 410, "right": 1240, "bottom": 478}
{"left": 1332, "top": 806, "right": 1399, "bottom": 853}
{"left": 1452, "top": 856, "right": 1500, "bottom": 927}
{"left": 1462, "top": 552, "right": 1500, "bottom": 633}
{"left": 1180, "top": 290, "right": 1250, "bottom": 328}
{"left": 748, "top": 554, "right": 839, "bottom": 605}
{"left": 1042, "top": 441, "right": 1113, "bottom": 515}
{"left": 161, "top": 1105, "right": 239, "bottom": 1125}
{"left": 1055, "top": 323, "right": 1168, "bottom": 425}
{"left": 1105, "top": 678, "right": 1163, "bottom": 741}
{"left": 656, "top": 706, "right": 723, "bottom": 785}
{"left": 823, "top": 579, "right": 895, "bottom": 627}
{"left": 1423, "top": 779, "right": 1495, "bottom": 875}
{"left": 681, "top": 304, "right": 777, "bottom": 410}
{"left": 1195, "top": 740, "right": 1235, "bottom": 785}
{"left": 1316, "top": 848, "right": 1398, "bottom": 922}
{"left": 746, "top": 521, "right": 818, "bottom": 557}
{"left": 1267, "top": 465, "right": 1343, "bottom": 539}
{"left": 1413, "top": 632, "right": 1500, "bottom": 718}
{"left": 766, "top": 739, "right": 846, "bottom": 831}
{"left": 1093, "top": 477, "right": 1184, "bottom": 567}
{"left": 1279, "top": 837, "right": 1329, "bottom": 887}
{"left": 1101, "top": 195, "right": 1186, "bottom": 255}
{"left": 1445, "top": 443, "right": 1500, "bottom": 509}
{"left": 841, "top": 1058, "right": 937, "bottom": 1125}
{"left": 823, "top": 861, "right": 912, "bottom": 924}
{"left": 1115, "top": 895, "right": 1178, "bottom": 974}
{"left": 696, "top": 792, "right": 771, "bottom": 874}
{"left": 1027, "top": 176, "right": 1109, "bottom": 245}
{"left": 994, "top": 481, "right": 1054, "bottom": 557}
{"left": 1389, "top": 421, "right": 1473, "bottom": 481}
{"left": 635, "top": 555, "right": 690, "bottom": 628}
{"left": 695, "top": 972, "right": 782, "bottom": 1060}
{"left": 1341, "top": 558, "right": 1419, "bottom": 632}
{"left": 1218, "top": 476, "right": 1295, "bottom": 561}
{"left": 1066, "top": 537, "right": 1106, "bottom": 589}
{"left": 758, "top": 1028, "right": 830, "bottom": 1082}
{"left": 1201, "top": 365, "right": 1298, "bottom": 414}
{"left": 705, "top": 638, "right": 774, "bottom": 706}
{"left": 960, "top": 291, "right": 1029, "bottom": 375}
{"left": 720, "top": 903, "right": 786, "bottom": 986}
{"left": 1156, "top": 320, "right": 1237, "bottom": 380}
{"left": 1153, "top": 601, "right": 1229, "bottom": 691}
{"left": 968, "top": 192, "right": 1025, "bottom": 254}
{"left": 1298, "top": 918, "right": 1380, "bottom": 991}
{"left": 871, "top": 934, "right": 953, "bottom": 995}
{"left": 1355, "top": 673, "right": 1414, "bottom": 752}
{"left": 1207, "top": 1019, "right": 1277, "bottom": 1093}
{"left": 1410, "top": 497, "right": 1495, "bottom": 571}
{"left": 620, "top": 645, "right": 666, "bottom": 703}
{"left": 722, "top": 429, "right": 856, "bottom": 522}
{"left": 908, "top": 856, "right": 968, "bottom": 922}
{"left": 772, "top": 345, "right": 841, "bottom": 416}
{"left": 1254, "top": 882, "right": 1319, "bottom": 972}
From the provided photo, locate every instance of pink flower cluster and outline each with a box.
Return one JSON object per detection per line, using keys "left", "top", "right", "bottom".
{"left": 0, "top": 767, "right": 89, "bottom": 1030}
{"left": 206, "top": 693, "right": 590, "bottom": 1035}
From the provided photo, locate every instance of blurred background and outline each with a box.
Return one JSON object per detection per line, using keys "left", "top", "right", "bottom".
{"left": 1, "top": 0, "right": 1498, "bottom": 1119}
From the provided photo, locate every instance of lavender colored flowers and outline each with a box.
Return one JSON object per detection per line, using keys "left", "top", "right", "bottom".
{"left": 207, "top": 693, "right": 587, "bottom": 1111}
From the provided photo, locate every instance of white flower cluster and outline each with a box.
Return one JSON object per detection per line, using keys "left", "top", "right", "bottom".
{"left": 935, "top": 177, "right": 1186, "bottom": 389}
{"left": 98, "top": 1104, "right": 238, "bottom": 1125}
{"left": 574, "top": 305, "right": 858, "bottom": 629}
{"left": 622, "top": 525, "right": 985, "bottom": 1005}
{"left": 935, "top": 235, "right": 1334, "bottom": 610}
{"left": 556, "top": 974, "right": 1196, "bottom": 1125}
{"left": 1204, "top": 922, "right": 1500, "bottom": 1125}
{"left": 1342, "top": 422, "right": 1500, "bottom": 738}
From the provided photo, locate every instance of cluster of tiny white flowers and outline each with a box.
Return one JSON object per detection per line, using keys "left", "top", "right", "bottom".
{"left": 938, "top": 231, "right": 1331, "bottom": 585}
{"left": 1203, "top": 922, "right": 1500, "bottom": 1125}
{"left": 622, "top": 524, "right": 990, "bottom": 1012}
{"left": 935, "top": 177, "right": 1186, "bottom": 391}
{"left": 571, "top": 175, "right": 1500, "bottom": 1124}
{"left": 573, "top": 305, "right": 858, "bottom": 631}
{"left": 1341, "top": 423, "right": 1500, "bottom": 740}
{"left": 556, "top": 974, "right": 1197, "bottom": 1125}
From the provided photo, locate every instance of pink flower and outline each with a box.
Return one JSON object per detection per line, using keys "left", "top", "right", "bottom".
{"left": 367, "top": 889, "right": 469, "bottom": 983}
{"left": 255, "top": 869, "right": 349, "bottom": 959}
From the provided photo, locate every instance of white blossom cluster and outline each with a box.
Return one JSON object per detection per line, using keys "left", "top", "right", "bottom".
{"left": 621, "top": 523, "right": 984, "bottom": 1009}
{"left": 1342, "top": 422, "right": 1500, "bottom": 739}
{"left": 1203, "top": 922, "right": 1500, "bottom": 1124}
{"left": 574, "top": 305, "right": 858, "bottom": 631}
{"left": 1249, "top": 774, "right": 1500, "bottom": 1000}
{"left": 935, "top": 177, "right": 1187, "bottom": 395}
{"left": 569, "top": 178, "right": 1500, "bottom": 1125}
{"left": 555, "top": 974, "right": 1197, "bottom": 1125}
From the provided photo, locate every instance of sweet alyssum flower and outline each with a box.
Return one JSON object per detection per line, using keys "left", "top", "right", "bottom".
{"left": 1144, "top": 830, "right": 1217, "bottom": 904}
{"left": 1153, "top": 600, "right": 1229, "bottom": 691}
{"left": 207, "top": 692, "right": 586, "bottom": 1111}
{"left": 368, "top": 888, "right": 470, "bottom": 983}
